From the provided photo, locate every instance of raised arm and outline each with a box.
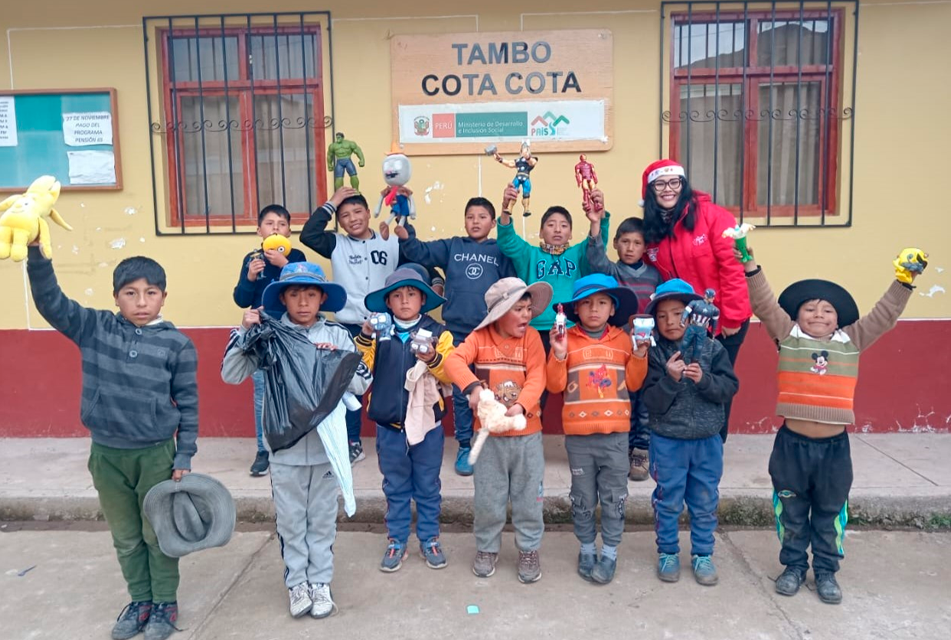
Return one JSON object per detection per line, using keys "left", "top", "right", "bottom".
{"left": 26, "top": 247, "right": 103, "bottom": 345}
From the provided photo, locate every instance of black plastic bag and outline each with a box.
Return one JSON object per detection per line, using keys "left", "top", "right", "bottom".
{"left": 241, "top": 314, "right": 362, "bottom": 453}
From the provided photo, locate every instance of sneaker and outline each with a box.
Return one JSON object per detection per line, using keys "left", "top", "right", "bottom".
{"left": 249, "top": 450, "right": 269, "bottom": 477}
{"left": 472, "top": 551, "right": 498, "bottom": 578}
{"left": 577, "top": 551, "right": 597, "bottom": 582}
{"left": 774, "top": 567, "right": 806, "bottom": 596}
{"left": 628, "top": 448, "right": 649, "bottom": 482}
{"left": 815, "top": 572, "right": 843, "bottom": 604}
{"left": 691, "top": 555, "right": 719, "bottom": 586}
{"left": 517, "top": 549, "right": 542, "bottom": 584}
{"left": 455, "top": 446, "right": 473, "bottom": 476}
{"left": 349, "top": 441, "right": 365, "bottom": 465}
{"left": 111, "top": 601, "right": 152, "bottom": 640}
{"left": 591, "top": 555, "right": 617, "bottom": 585}
{"left": 308, "top": 583, "right": 336, "bottom": 619}
{"left": 288, "top": 583, "right": 312, "bottom": 618}
{"left": 657, "top": 553, "right": 681, "bottom": 582}
{"left": 380, "top": 539, "right": 408, "bottom": 573}
{"left": 420, "top": 537, "right": 448, "bottom": 569}
{"left": 143, "top": 602, "right": 179, "bottom": 640}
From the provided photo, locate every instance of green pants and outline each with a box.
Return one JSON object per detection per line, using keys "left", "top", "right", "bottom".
{"left": 88, "top": 439, "right": 179, "bottom": 602}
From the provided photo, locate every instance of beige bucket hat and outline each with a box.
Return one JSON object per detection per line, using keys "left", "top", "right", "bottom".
{"left": 473, "top": 277, "right": 554, "bottom": 332}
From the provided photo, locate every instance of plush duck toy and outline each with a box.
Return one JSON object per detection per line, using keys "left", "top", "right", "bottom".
{"left": 468, "top": 388, "right": 527, "bottom": 465}
{"left": 0, "top": 176, "right": 72, "bottom": 262}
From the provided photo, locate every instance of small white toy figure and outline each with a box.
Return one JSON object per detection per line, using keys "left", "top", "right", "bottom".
{"left": 374, "top": 143, "right": 415, "bottom": 228}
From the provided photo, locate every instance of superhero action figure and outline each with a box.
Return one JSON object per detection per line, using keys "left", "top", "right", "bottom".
{"left": 574, "top": 154, "right": 598, "bottom": 207}
{"left": 681, "top": 288, "right": 720, "bottom": 365}
{"left": 327, "top": 133, "right": 365, "bottom": 191}
{"left": 487, "top": 141, "right": 538, "bottom": 217}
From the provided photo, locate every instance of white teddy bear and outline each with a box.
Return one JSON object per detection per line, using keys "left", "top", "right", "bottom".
{"left": 469, "top": 388, "right": 527, "bottom": 465}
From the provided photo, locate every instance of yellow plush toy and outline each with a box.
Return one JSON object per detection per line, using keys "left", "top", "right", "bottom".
{"left": 261, "top": 233, "right": 292, "bottom": 255}
{"left": 893, "top": 247, "right": 928, "bottom": 285}
{"left": 0, "top": 176, "right": 72, "bottom": 262}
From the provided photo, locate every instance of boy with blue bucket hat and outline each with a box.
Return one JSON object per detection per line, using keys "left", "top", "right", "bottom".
{"left": 221, "top": 262, "right": 373, "bottom": 620}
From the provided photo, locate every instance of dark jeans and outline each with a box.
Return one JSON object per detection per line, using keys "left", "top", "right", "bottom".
{"left": 628, "top": 389, "right": 650, "bottom": 451}
{"left": 450, "top": 334, "right": 474, "bottom": 447}
{"left": 768, "top": 426, "right": 853, "bottom": 574}
{"left": 342, "top": 323, "right": 365, "bottom": 445}
{"left": 715, "top": 318, "right": 750, "bottom": 442}
{"left": 376, "top": 424, "right": 444, "bottom": 546}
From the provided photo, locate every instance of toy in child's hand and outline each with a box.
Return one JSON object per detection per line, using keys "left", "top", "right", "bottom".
{"left": 374, "top": 143, "right": 415, "bottom": 228}
{"left": 327, "top": 132, "right": 365, "bottom": 191}
{"left": 893, "top": 247, "right": 928, "bottom": 284}
{"left": 574, "top": 154, "right": 598, "bottom": 207}
{"left": 722, "top": 223, "right": 756, "bottom": 263}
{"left": 369, "top": 312, "right": 392, "bottom": 340}
{"left": 251, "top": 234, "right": 292, "bottom": 261}
{"left": 680, "top": 289, "right": 720, "bottom": 365}
{"left": 488, "top": 141, "right": 537, "bottom": 217}
{"left": 631, "top": 314, "right": 655, "bottom": 348}
{"left": 469, "top": 388, "right": 527, "bottom": 465}
{"left": 554, "top": 303, "right": 567, "bottom": 337}
{"left": 410, "top": 328, "right": 434, "bottom": 355}
{"left": 0, "top": 175, "right": 72, "bottom": 262}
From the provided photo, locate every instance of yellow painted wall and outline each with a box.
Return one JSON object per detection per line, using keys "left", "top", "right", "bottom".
{"left": 1, "top": 0, "right": 948, "bottom": 331}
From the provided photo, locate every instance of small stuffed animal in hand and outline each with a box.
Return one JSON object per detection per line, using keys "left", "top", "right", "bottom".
{"left": 469, "top": 388, "right": 527, "bottom": 465}
{"left": 0, "top": 176, "right": 72, "bottom": 262}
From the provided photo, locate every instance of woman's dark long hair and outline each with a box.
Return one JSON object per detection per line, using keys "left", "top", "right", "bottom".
{"left": 642, "top": 175, "right": 697, "bottom": 244}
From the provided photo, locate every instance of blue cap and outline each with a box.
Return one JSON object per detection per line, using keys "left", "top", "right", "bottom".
{"left": 644, "top": 278, "right": 702, "bottom": 315}
{"left": 552, "top": 273, "right": 639, "bottom": 327}
{"left": 261, "top": 262, "right": 347, "bottom": 316}
{"left": 364, "top": 265, "right": 445, "bottom": 314}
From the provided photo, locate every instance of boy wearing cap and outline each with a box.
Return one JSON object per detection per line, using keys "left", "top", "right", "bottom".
{"left": 354, "top": 267, "right": 455, "bottom": 572}
{"left": 642, "top": 279, "right": 739, "bottom": 587}
{"left": 445, "top": 278, "right": 552, "bottom": 584}
{"left": 547, "top": 274, "right": 649, "bottom": 584}
{"left": 740, "top": 246, "right": 923, "bottom": 604}
{"left": 25, "top": 246, "right": 197, "bottom": 640}
{"left": 221, "top": 262, "right": 372, "bottom": 620}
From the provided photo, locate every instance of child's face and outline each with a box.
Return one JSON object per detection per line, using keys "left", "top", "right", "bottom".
{"left": 614, "top": 231, "right": 646, "bottom": 265}
{"left": 386, "top": 286, "right": 425, "bottom": 322}
{"left": 575, "top": 293, "right": 616, "bottom": 332}
{"left": 464, "top": 205, "right": 495, "bottom": 242}
{"left": 797, "top": 299, "right": 838, "bottom": 338}
{"left": 655, "top": 299, "right": 687, "bottom": 341}
{"left": 540, "top": 213, "right": 572, "bottom": 246}
{"left": 114, "top": 278, "right": 167, "bottom": 327}
{"left": 280, "top": 286, "right": 326, "bottom": 327}
{"left": 495, "top": 297, "right": 533, "bottom": 339}
{"left": 257, "top": 212, "right": 291, "bottom": 239}
{"left": 337, "top": 202, "right": 371, "bottom": 239}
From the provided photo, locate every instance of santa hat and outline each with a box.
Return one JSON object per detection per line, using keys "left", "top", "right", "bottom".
{"left": 639, "top": 159, "right": 685, "bottom": 206}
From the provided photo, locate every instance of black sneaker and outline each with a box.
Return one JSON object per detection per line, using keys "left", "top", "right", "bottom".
{"left": 143, "top": 602, "right": 180, "bottom": 640}
{"left": 249, "top": 451, "right": 269, "bottom": 477}
{"left": 349, "top": 441, "right": 365, "bottom": 465}
{"left": 815, "top": 572, "right": 843, "bottom": 604}
{"left": 774, "top": 567, "right": 805, "bottom": 596}
{"left": 111, "top": 601, "right": 152, "bottom": 640}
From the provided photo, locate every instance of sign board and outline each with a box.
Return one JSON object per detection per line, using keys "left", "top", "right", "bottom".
{"left": 391, "top": 30, "right": 613, "bottom": 155}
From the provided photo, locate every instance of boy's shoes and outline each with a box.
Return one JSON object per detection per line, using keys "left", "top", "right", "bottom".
{"left": 288, "top": 583, "right": 313, "bottom": 618}
{"left": 591, "top": 555, "right": 617, "bottom": 585}
{"left": 472, "top": 551, "right": 498, "bottom": 578}
{"left": 517, "top": 550, "right": 542, "bottom": 584}
{"left": 628, "top": 448, "right": 649, "bottom": 482}
{"left": 420, "top": 537, "right": 448, "bottom": 569}
{"left": 308, "top": 583, "right": 337, "bottom": 619}
{"left": 349, "top": 441, "right": 365, "bottom": 465}
{"left": 380, "top": 539, "right": 408, "bottom": 572}
{"left": 143, "top": 602, "right": 179, "bottom": 640}
{"left": 577, "top": 551, "right": 597, "bottom": 582}
{"left": 815, "top": 572, "right": 843, "bottom": 604}
{"left": 455, "top": 446, "right": 473, "bottom": 476}
{"left": 111, "top": 601, "right": 152, "bottom": 640}
{"left": 250, "top": 450, "right": 269, "bottom": 477}
{"left": 774, "top": 567, "right": 806, "bottom": 596}
{"left": 691, "top": 555, "right": 719, "bottom": 586}
{"left": 657, "top": 552, "right": 681, "bottom": 582}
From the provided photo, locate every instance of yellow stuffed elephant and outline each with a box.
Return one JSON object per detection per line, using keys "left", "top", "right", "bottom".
{"left": 0, "top": 176, "right": 73, "bottom": 262}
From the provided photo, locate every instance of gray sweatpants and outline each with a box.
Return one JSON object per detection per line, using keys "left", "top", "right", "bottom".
{"left": 565, "top": 432, "right": 629, "bottom": 548}
{"left": 270, "top": 460, "right": 339, "bottom": 588}
{"left": 473, "top": 431, "right": 545, "bottom": 553}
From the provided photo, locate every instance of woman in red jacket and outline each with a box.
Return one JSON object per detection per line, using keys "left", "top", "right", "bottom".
{"left": 640, "top": 159, "right": 752, "bottom": 441}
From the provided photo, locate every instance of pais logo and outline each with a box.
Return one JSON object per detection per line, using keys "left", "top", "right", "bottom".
{"left": 414, "top": 116, "right": 431, "bottom": 137}
{"left": 530, "top": 111, "right": 570, "bottom": 137}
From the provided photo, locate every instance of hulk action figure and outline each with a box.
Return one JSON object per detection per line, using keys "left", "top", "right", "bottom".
{"left": 327, "top": 132, "right": 365, "bottom": 190}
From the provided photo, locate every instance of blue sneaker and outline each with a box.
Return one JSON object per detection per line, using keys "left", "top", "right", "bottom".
{"left": 577, "top": 551, "right": 597, "bottom": 582}
{"left": 455, "top": 446, "right": 473, "bottom": 476}
{"left": 380, "top": 539, "right": 408, "bottom": 573}
{"left": 420, "top": 537, "right": 448, "bottom": 569}
{"left": 657, "top": 552, "right": 681, "bottom": 582}
{"left": 591, "top": 555, "right": 617, "bottom": 585}
{"left": 691, "top": 554, "right": 719, "bottom": 586}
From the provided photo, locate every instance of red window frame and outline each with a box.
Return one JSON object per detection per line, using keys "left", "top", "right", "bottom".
{"left": 159, "top": 25, "right": 327, "bottom": 227}
{"left": 668, "top": 10, "right": 844, "bottom": 217}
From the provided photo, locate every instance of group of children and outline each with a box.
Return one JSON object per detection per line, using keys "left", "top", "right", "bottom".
{"left": 22, "top": 161, "right": 923, "bottom": 636}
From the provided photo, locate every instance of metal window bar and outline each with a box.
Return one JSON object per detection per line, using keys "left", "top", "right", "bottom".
{"left": 221, "top": 16, "right": 237, "bottom": 232}
{"left": 193, "top": 16, "right": 212, "bottom": 233}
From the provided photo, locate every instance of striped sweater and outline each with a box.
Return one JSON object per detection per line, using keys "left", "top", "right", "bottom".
{"left": 26, "top": 248, "right": 199, "bottom": 469}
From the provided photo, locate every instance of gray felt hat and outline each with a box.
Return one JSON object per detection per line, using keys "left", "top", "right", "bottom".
{"left": 143, "top": 473, "right": 236, "bottom": 558}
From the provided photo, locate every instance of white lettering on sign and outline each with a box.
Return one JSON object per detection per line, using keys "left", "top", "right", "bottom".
{"left": 0, "top": 96, "right": 18, "bottom": 147}
{"left": 63, "top": 112, "right": 113, "bottom": 147}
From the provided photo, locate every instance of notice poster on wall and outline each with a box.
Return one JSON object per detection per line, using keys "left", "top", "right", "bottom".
{"left": 67, "top": 150, "right": 117, "bottom": 185}
{"left": 0, "top": 97, "right": 17, "bottom": 147}
{"left": 62, "top": 112, "right": 114, "bottom": 147}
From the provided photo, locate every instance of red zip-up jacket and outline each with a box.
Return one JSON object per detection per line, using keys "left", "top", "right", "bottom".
{"left": 644, "top": 192, "right": 752, "bottom": 331}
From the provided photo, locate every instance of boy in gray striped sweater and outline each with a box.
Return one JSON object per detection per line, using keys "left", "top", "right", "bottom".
{"left": 26, "top": 246, "right": 198, "bottom": 640}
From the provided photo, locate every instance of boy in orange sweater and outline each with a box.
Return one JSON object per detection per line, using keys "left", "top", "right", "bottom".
{"left": 547, "top": 274, "right": 649, "bottom": 584}
{"left": 445, "top": 278, "right": 552, "bottom": 584}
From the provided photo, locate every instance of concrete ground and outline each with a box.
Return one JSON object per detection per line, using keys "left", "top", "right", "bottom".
{"left": 1, "top": 527, "right": 949, "bottom": 640}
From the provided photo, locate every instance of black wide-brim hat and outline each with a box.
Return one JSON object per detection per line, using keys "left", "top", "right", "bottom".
{"left": 778, "top": 279, "right": 859, "bottom": 328}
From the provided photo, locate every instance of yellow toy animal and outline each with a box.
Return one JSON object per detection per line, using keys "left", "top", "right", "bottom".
{"left": 893, "top": 247, "right": 928, "bottom": 285}
{"left": 0, "top": 176, "right": 72, "bottom": 262}
{"left": 251, "top": 233, "right": 292, "bottom": 260}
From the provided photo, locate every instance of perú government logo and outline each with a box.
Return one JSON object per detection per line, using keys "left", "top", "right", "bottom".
{"left": 530, "top": 111, "right": 570, "bottom": 137}
{"left": 414, "top": 116, "right": 431, "bottom": 137}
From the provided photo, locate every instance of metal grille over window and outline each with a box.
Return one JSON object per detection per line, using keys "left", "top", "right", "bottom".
{"left": 143, "top": 12, "right": 334, "bottom": 234}
{"left": 659, "top": 2, "right": 858, "bottom": 227}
